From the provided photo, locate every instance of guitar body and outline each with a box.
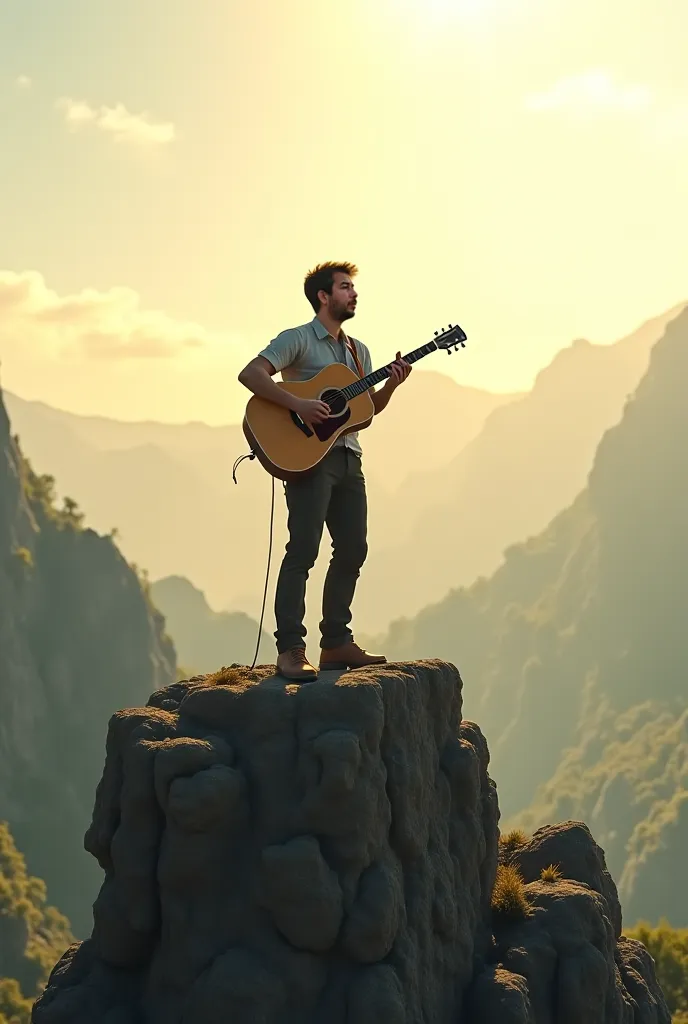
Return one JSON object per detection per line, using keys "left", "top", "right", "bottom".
{"left": 243, "top": 363, "right": 375, "bottom": 481}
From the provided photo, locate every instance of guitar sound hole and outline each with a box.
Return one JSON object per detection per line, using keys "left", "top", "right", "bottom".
{"left": 320, "top": 388, "right": 347, "bottom": 416}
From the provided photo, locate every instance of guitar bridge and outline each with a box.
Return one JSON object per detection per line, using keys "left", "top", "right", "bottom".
{"left": 290, "top": 411, "right": 314, "bottom": 438}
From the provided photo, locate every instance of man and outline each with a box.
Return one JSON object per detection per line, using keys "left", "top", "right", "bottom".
{"left": 238, "top": 262, "right": 411, "bottom": 681}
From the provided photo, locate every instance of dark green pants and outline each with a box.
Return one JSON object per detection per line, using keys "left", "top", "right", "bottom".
{"left": 274, "top": 446, "right": 368, "bottom": 653}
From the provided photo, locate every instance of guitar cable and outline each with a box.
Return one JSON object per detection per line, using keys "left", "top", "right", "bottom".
{"left": 231, "top": 450, "right": 255, "bottom": 484}
{"left": 233, "top": 450, "right": 276, "bottom": 670}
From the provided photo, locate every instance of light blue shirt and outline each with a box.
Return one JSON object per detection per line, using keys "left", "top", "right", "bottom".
{"left": 258, "top": 316, "right": 373, "bottom": 455}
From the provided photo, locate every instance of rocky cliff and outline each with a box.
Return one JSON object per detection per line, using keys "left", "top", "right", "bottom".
{"left": 0, "top": 383, "right": 176, "bottom": 936}
{"left": 33, "top": 662, "right": 669, "bottom": 1023}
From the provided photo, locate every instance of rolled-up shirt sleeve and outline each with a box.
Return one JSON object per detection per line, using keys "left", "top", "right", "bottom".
{"left": 258, "top": 328, "right": 305, "bottom": 374}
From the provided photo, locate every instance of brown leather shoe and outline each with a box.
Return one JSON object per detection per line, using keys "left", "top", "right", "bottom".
{"left": 276, "top": 647, "right": 318, "bottom": 681}
{"left": 319, "top": 642, "right": 387, "bottom": 671}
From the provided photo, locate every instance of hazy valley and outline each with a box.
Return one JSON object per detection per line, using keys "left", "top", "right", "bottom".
{"left": 5, "top": 304, "right": 681, "bottom": 645}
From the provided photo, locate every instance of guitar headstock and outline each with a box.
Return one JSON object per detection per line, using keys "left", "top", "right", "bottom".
{"left": 433, "top": 323, "right": 467, "bottom": 354}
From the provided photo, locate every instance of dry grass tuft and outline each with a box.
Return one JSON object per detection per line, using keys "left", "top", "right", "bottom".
{"left": 499, "top": 828, "right": 529, "bottom": 865}
{"left": 540, "top": 863, "right": 563, "bottom": 883}
{"left": 206, "top": 665, "right": 254, "bottom": 687}
{"left": 491, "top": 863, "right": 534, "bottom": 926}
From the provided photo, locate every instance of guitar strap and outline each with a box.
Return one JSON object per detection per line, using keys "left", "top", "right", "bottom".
{"left": 341, "top": 330, "right": 365, "bottom": 379}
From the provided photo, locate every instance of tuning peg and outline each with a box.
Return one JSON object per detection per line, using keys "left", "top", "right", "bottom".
{"left": 434, "top": 330, "right": 439, "bottom": 337}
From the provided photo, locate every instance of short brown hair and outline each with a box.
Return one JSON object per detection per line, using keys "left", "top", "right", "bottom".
{"left": 304, "top": 261, "right": 358, "bottom": 313}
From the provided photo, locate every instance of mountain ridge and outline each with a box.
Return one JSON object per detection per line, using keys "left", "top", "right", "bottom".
{"left": 355, "top": 301, "right": 686, "bottom": 630}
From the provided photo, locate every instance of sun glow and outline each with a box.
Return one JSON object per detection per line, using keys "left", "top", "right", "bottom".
{"left": 431, "top": 0, "right": 490, "bottom": 15}
{"left": 416, "top": 0, "right": 496, "bottom": 22}
{"left": 386, "top": 0, "right": 506, "bottom": 36}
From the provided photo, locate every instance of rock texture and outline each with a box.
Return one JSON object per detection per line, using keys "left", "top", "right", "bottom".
{"left": 33, "top": 661, "right": 499, "bottom": 1024}
{"left": 32, "top": 663, "right": 670, "bottom": 1024}
{"left": 469, "top": 822, "right": 670, "bottom": 1023}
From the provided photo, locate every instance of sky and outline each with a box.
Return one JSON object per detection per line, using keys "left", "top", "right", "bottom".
{"left": 1, "top": 0, "right": 687, "bottom": 424}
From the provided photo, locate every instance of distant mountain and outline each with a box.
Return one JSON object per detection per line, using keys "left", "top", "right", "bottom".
{"left": 376, "top": 305, "right": 688, "bottom": 925}
{"left": 4, "top": 371, "right": 511, "bottom": 630}
{"left": 1, "top": 397, "right": 244, "bottom": 606}
{"left": 359, "top": 370, "right": 517, "bottom": 488}
{"left": 5, "top": 369, "right": 510, "bottom": 490}
{"left": 0, "top": 381, "right": 176, "bottom": 937}
{"left": 150, "top": 575, "right": 270, "bottom": 672}
{"left": 356, "top": 303, "right": 685, "bottom": 631}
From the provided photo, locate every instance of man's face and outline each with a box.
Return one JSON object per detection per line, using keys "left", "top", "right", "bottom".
{"left": 321, "top": 272, "right": 357, "bottom": 321}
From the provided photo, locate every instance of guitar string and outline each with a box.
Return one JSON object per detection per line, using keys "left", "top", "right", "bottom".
{"left": 340, "top": 342, "right": 437, "bottom": 400}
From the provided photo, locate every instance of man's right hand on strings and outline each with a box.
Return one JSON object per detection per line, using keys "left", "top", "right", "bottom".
{"left": 292, "top": 397, "right": 330, "bottom": 425}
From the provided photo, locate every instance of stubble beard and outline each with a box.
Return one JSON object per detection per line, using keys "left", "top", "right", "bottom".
{"left": 334, "top": 300, "right": 356, "bottom": 323}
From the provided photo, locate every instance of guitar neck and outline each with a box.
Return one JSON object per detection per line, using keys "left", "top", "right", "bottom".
{"left": 341, "top": 340, "right": 439, "bottom": 400}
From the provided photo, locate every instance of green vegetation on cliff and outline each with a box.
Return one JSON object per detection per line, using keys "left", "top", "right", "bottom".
{"left": 379, "top": 307, "right": 688, "bottom": 926}
{"left": 0, "top": 822, "right": 73, "bottom": 1024}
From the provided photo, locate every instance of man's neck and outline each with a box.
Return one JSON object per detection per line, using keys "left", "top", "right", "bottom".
{"left": 317, "top": 311, "right": 345, "bottom": 342}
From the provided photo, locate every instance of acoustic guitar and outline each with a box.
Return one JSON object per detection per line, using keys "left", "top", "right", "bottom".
{"left": 243, "top": 323, "right": 467, "bottom": 480}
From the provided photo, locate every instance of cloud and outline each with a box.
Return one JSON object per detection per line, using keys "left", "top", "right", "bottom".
{"left": 58, "top": 98, "right": 96, "bottom": 126}
{"left": 525, "top": 70, "right": 652, "bottom": 116}
{"left": 15, "top": 74, "right": 32, "bottom": 90}
{"left": 56, "top": 97, "right": 175, "bottom": 145}
{"left": 0, "top": 270, "right": 216, "bottom": 361}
